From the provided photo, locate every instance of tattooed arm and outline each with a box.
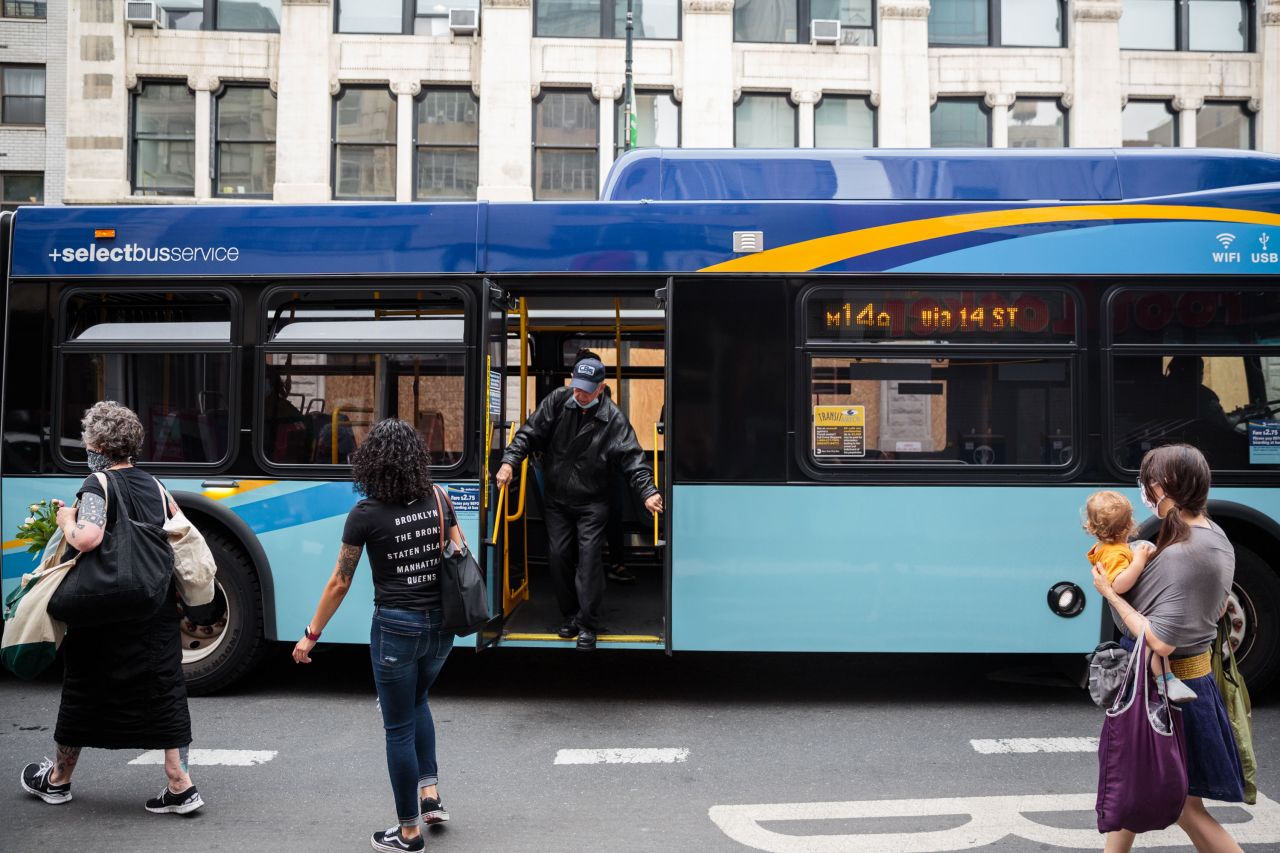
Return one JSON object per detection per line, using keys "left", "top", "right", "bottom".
{"left": 292, "top": 543, "right": 362, "bottom": 664}
{"left": 56, "top": 492, "right": 106, "bottom": 552}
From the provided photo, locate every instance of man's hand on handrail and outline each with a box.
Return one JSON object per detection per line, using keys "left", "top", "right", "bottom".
{"left": 495, "top": 462, "right": 513, "bottom": 489}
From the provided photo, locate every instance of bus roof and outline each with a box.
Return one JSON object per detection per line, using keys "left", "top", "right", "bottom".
{"left": 601, "top": 148, "right": 1280, "bottom": 203}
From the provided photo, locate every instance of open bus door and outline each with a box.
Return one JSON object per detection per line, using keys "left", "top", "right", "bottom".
{"left": 475, "top": 278, "right": 510, "bottom": 650}
{"left": 659, "top": 280, "right": 672, "bottom": 654}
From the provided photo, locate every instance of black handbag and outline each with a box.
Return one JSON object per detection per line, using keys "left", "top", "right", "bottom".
{"left": 48, "top": 470, "right": 174, "bottom": 627}
{"left": 433, "top": 485, "right": 490, "bottom": 636}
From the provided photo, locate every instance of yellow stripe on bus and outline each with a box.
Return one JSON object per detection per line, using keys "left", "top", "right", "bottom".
{"left": 503, "top": 633, "right": 663, "bottom": 643}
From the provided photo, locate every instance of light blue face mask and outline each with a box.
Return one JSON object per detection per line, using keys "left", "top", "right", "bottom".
{"left": 579, "top": 396, "right": 600, "bottom": 410}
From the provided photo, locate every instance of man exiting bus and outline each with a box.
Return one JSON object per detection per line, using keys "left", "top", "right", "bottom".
{"left": 494, "top": 357, "right": 662, "bottom": 649}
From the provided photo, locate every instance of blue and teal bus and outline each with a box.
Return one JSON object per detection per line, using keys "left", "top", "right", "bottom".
{"left": 4, "top": 148, "right": 1280, "bottom": 694}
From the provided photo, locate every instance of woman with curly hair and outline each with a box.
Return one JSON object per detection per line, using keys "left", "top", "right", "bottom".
{"left": 293, "top": 418, "right": 463, "bottom": 853}
{"left": 20, "top": 401, "right": 204, "bottom": 816}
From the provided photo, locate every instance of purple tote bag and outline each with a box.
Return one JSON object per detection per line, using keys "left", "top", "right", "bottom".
{"left": 1096, "top": 626, "right": 1188, "bottom": 834}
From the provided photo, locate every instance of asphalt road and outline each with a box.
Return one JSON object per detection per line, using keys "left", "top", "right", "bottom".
{"left": 4, "top": 646, "right": 1280, "bottom": 853}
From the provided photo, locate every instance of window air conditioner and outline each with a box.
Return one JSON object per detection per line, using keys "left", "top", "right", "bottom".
{"left": 449, "top": 8, "right": 479, "bottom": 35}
{"left": 811, "top": 19, "right": 840, "bottom": 45}
{"left": 125, "top": 1, "right": 166, "bottom": 27}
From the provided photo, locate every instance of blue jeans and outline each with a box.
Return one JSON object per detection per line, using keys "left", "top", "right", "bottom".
{"left": 370, "top": 606, "right": 454, "bottom": 827}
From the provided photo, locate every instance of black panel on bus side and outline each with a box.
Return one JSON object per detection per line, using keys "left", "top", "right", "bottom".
{"left": 670, "top": 277, "right": 788, "bottom": 483}
{"left": 2, "top": 281, "right": 55, "bottom": 475}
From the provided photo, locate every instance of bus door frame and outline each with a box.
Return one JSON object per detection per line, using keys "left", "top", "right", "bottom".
{"left": 475, "top": 277, "right": 508, "bottom": 650}
{"left": 659, "top": 278, "right": 674, "bottom": 655}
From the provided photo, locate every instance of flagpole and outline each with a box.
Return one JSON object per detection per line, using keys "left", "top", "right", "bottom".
{"left": 624, "top": 0, "right": 636, "bottom": 151}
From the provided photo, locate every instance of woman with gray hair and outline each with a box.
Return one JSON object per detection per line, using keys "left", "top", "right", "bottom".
{"left": 20, "top": 401, "right": 204, "bottom": 816}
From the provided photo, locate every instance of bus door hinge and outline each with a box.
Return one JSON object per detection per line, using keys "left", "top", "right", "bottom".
{"left": 654, "top": 286, "right": 668, "bottom": 307}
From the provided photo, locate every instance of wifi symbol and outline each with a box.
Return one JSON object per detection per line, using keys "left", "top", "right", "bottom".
{"left": 1216, "top": 233, "right": 1236, "bottom": 249}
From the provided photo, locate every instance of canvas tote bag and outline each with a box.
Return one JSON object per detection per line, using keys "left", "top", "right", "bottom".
{"left": 158, "top": 483, "right": 217, "bottom": 606}
{"left": 1213, "top": 617, "right": 1258, "bottom": 804}
{"left": 433, "top": 485, "right": 490, "bottom": 636}
{"left": 1, "top": 531, "right": 76, "bottom": 678}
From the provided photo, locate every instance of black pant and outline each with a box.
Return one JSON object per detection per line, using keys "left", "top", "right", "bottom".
{"left": 544, "top": 497, "right": 609, "bottom": 630}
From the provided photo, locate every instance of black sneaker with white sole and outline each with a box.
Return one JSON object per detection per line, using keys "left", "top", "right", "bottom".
{"left": 145, "top": 785, "right": 204, "bottom": 815}
{"left": 421, "top": 795, "right": 450, "bottom": 825}
{"left": 21, "top": 758, "right": 72, "bottom": 804}
{"left": 371, "top": 825, "right": 425, "bottom": 852}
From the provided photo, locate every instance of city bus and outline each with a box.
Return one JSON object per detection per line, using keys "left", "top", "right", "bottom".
{"left": 3, "top": 148, "right": 1280, "bottom": 695}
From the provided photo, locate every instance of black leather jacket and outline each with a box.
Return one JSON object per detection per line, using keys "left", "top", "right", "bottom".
{"left": 501, "top": 386, "right": 657, "bottom": 506}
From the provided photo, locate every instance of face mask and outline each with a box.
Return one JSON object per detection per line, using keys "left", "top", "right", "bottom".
{"left": 86, "top": 450, "right": 115, "bottom": 473}
{"left": 580, "top": 396, "right": 600, "bottom": 410}
{"left": 1137, "top": 479, "right": 1162, "bottom": 513}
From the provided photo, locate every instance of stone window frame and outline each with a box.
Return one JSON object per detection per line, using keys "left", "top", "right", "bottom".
{"left": 612, "top": 89, "right": 681, "bottom": 158}
{"left": 214, "top": 82, "right": 278, "bottom": 199}
{"left": 0, "top": 63, "right": 45, "bottom": 127}
{"left": 1196, "top": 99, "right": 1255, "bottom": 150}
{"left": 1118, "top": 0, "right": 1255, "bottom": 53}
{"left": 161, "top": 0, "right": 282, "bottom": 32}
{"left": 331, "top": 85, "right": 399, "bottom": 201}
{"left": 130, "top": 79, "right": 198, "bottom": 196}
{"left": 1, "top": 0, "right": 46, "bottom": 18}
{"left": 334, "top": 0, "right": 481, "bottom": 35}
{"left": 733, "top": 0, "right": 876, "bottom": 45}
{"left": 813, "top": 93, "right": 878, "bottom": 148}
{"left": 929, "top": 96, "right": 993, "bottom": 148}
{"left": 413, "top": 86, "right": 480, "bottom": 200}
{"left": 0, "top": 171, "right": 43, "bottom": 210}
{"left": 533, "top": 0, "right": 684, "bottom": 40}
{"left": 531, "top": 88, "right": 601, "bottom": 201}
{"left": 1006, "top": 96, "right": 1068, "bottom": 149}
{"left": 928, "top": 0, "right": 1067, "bottom": 47}
{"left": 733, "top": 92, "right": 800, "bottom": 148}
{"left": 1121, "top": 98, "right": 1179, "bottom": 147}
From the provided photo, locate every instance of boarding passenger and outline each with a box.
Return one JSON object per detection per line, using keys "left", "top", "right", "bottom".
{"left": 1092, "top": 444, "right": 1246, "bottom": 853}
{"left": 495, "top": 356, "right": 661, "bottom": 649}
{"left": 20, "top": 401, "right": 204, "bottom": 816}
{"left": 293, "top": 418, "right": 461, "bottom": 853}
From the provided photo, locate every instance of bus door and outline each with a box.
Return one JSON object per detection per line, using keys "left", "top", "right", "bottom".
{"left": 476, "top": 279, "right": 511, "bottom": 649}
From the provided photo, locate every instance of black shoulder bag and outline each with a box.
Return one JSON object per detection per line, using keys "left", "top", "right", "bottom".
{"left": 48, "top": 470, "right": 175, "bottom": 626}
{"left": 433, "top": 485, "right": 490, "bottom": 636}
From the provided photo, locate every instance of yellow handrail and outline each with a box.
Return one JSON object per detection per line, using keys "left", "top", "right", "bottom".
{"left": 614, "top": 296, "right": 623, "bottom": 412}
{"left": 330, "top": 405, "right": 373, "bottom": 465}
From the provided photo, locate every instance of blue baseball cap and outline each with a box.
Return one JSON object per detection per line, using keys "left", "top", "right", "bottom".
{"left": 570, "top": 357, "right": 606, "bottom": 392}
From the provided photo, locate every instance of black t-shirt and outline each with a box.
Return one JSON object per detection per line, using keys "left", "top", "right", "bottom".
{"left": 342, "top": 490, "right": 457, "bottom": 610}
{"left": 78, "top": 468, "right": 167, "bottom": 529}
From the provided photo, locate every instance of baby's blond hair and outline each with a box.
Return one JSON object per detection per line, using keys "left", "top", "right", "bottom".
{"left": 1083, "top": 490, "right": 1136, "bottom": 545}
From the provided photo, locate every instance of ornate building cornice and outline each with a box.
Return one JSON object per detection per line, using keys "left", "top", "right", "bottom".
{"left": 1073, "top": 0, "right": 1124, "bottom": 22}
{"left": 484, "top": 0, "right": 532, "bottom": 8}
{"left": 879, "top": 2, "right": 931, "bottom": 19}
{"left": 683, "top": 0, "right": 734, "bottom": 14}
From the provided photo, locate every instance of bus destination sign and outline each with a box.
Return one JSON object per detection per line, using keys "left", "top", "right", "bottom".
{"left": 806, "top": 289, "right": 1074, "bottom": 344}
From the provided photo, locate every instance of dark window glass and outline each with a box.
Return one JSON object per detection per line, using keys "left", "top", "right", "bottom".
{"left": 1, "top": 65, "right": 45, "bottom": 125}
{"left": 333, "top": 87, "right": 397, "bottom": 200}
{"left": 1119, "top": 0, "right": 1175, "bottom": 49}
{"left": 1008, "top": 99, "right": 1065, "bottom": 148}
{"left": 65, "top": 291, "right": 232, "bottom": 343}
{"left": 217, "top": 0, "right": 280, "bottom": 30}
{"left": 415, "top": 89, "right": 479, "bottom": 200}
{"left": 1001, "top": 0, "right": 1061, "bottom": 45}
{"left": 930, "top": 98, "right": 990, "bottom": 147}
{"left": 2, "top": 1, "right": 46, "bottom": 17}
{"left": 1112, "top": 355, "right": 1280, "bottom": 470}
{"left": 735, "top": 94, "right": 797, "bottom": 147}
{"left": 337, "top": 0, "right": 402, "bottom": 32}
{"left": 133, "top": 82, "right": 196, "bottom": 195}
{"left": 266, "top": 292, "right": 465, "bottom": 343}
{"left": 1197, "top": 102, "right": 1252, "bottom": 149}
{"left": 537, "top": 0, "right": 602, "bottom": 35}
{"left": 614, "top": 90, "right": 679, "bottom": 157}
{"left": 814, "top": 95, "right": 874, "bottom": 147}
{"left": 415, "top": 0, "right": 479, "bottom": 34}
{"left": 217, "top": 86, "right": 277, "bottom": 197}
{"left": 1122, "top": 100, "right": 1176, "bottom": 147}
{"left": 610, "top": 0, "right": 680, "bottom": 38}
{"left": 533, "top": 91, "right": 598, "bottom": 200}
{"left": 0, "top": 172, "right": 42, "bottom": 210}
{"left": 809, "top": 355, "right": 1074, "bottom": 466}
{"left": 1188, "top": 0, "right": 1248, "bottom": 51}
{"left": 1109, "top": 289, "right": 1280, "bottom": 346}
{"left": 811, "top": 0, "right": 875, "bottom": 43}
{"left": 161, "top": 0, "right": 205, "bottom": 28}
{"left": 929, "top": 0, "right": 987, "bottom": 45}
{"left": 734, "top": 0, "right": 797, "bottom": 42}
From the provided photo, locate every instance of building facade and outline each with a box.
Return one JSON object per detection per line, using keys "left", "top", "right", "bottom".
{"left": 55, "top": 0, "right": 1280, "bottom": 205}
{"left": 1, "top": 1, "right": 64, "bottom": 209}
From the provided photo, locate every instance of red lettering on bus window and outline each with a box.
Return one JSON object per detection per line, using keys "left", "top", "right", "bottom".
{"left": 1053, "top": 297, "right": 1076, "bottom": 337}
{"left": 1177, "top": 292, "right": 1216, "bottom": 328}
{"left": 1014, "top": 295, "right": 1050, "bottom": 333}
{"left": 1133, "top": 294, "right": 1173, "bottom": 332}
{"left": 1221, "top": 291, "right": 1244, "bottom": 326}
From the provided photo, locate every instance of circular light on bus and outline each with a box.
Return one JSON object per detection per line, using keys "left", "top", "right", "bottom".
{"left": 1047, "top": 582, "right": 1085, "bottom": 618}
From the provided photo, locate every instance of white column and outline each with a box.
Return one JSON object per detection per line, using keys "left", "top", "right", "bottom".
{"left": 1069, "top": 0, "right": 1123, "bottom": 146}
{"left": 191, "top": 82, "right": 215, "bottom": 199}
{"left": 275, "top": 0, "right": 333, "bottom": 202}
{"left": 597, "top": 86, "right": 618, "bottom": 180}
{"left": 64, "top": 0, "right": 131, "bottom": 202}
{"left": 477, "top": 0, "right": 533, "bottom": 201}
{"left": 1260, "top": 2, "right": 1280, "bottom": 153}
{"left": 680, "top": 0, "right": 734, "bottom": 146}
{"left": 794, "top": 90, "right": 820, "bottom": 147}
{"left": 987, "top": 92, "right": 1014, "bottom": 148}
{"left": 393, "top": 83, "right": 418, "bottom": 202}
{"left": 877, "top": 0, "right": 931, "bottom": 147}
{"left": 1175, "top": 95, "right": 1202, "bottom": 147}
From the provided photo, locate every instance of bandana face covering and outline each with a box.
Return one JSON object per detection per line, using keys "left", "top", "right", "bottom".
{"left": 86, "top": 450, "right": 115, "bottom": 473}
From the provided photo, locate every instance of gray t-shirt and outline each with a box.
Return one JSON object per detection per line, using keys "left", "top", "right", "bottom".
{"left": 1113, "top": 522, "right": 1234, "bottom": 656}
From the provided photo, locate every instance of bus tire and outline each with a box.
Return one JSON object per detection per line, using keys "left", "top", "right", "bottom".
{"left": 1230, "top": 543, "right": 1280, "bottom": 694}
{"left": 181, "top": 530, "right": 267, "bottom": 696}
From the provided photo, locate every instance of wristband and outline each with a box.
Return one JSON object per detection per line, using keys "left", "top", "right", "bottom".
{"left": 304, "top": 625, "right": 321, "bottom": 642}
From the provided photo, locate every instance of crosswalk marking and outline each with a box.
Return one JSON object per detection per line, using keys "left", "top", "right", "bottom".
{"left": 128, "top": 749, "right": 277, "bottom": 767}
{"left": 970, "top": 737, "right": 1098, "bottom": 754}
{"left": 554, "top": 748, "right": 689, "bottom": 765}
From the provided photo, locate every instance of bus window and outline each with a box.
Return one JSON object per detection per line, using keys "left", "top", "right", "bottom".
{"left": 263, "top": 353, "right": 375, "bottom": 465}
{"left": 808, "top": 356, "right": 1074, "bottom": 466}
{"left": 1109, "top": 289, "right": 1280, "bottom": 346}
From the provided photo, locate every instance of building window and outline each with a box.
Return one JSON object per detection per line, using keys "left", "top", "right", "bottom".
{"left": 929, "top": 0, "right": 1063, "bottom": 47}
{"left": 216, "top": 85, "right": 277, "bottom": 197}
{"left": 813, "top": 95, "right": 875, "bottom": 147}
{"left": 931, "top": 98, "right": 990, "bottom": 147}
{"left": 160, "top": 0, "right": 281, "bottom": 31}
{"left": 1, "top": 65, "right": 44, "bottom": 126}
{"left": 535, "top": 0, "right": 679, "bottom": 38}
{"left": 1197, "top": 101, "right": 1253, "bottom": 149}
{"left": 0, "top": 172, "right": 42, "bottom": 210}
{"left": 735, "top": 94, "right": 797, "bottom": 148}
{"left": 1007, "top": 98, "right": 1066, "bottom": 148}
{"left": 132, "top": 82, "right": 196, "bottom": 196}
{"left": 335, "top": 0, "right": 480, "bottom": 34}
{"left": 613, "top": 90, "right": 679, "bottom": 158}
{"left": 2, "top": 1, "right": 46, "bottom": 18}
{"left": 533, "top": 90, "right": 599, "bottom": 200}
{"left": 1119, "top": 0, "right": 1251, "bottom": 51}
{"left": 1122, "top": 100, "right": 1176, "bottom": 147}
{"left": 735, "top": 0, "right": 874, "bottom": 45}
{"left": 415, "top": 88, "right": 479, "bottom": 200}
{"left": 333, "top": 87, "right": 397, "bottom": 200}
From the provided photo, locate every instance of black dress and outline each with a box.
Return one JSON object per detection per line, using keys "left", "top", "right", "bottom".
{"left": 53, "top": 468, "right": 192, "bottom": 750}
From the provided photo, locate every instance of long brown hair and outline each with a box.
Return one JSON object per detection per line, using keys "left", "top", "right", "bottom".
{"left": 1139, "top": 444, "right": 1211, "bottom": 556}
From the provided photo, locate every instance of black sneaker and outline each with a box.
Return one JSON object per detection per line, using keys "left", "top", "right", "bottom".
{"left": 607, "top": 565, "right": 637, "bottom": 585}
{"left": 421, "top": 795, "right": 450, "bottom": 824}
{"left": 371, "top": 825, "right": 425, "bottom": 852}
{"left": 577, "top": 628, "right": 597, "bottom": 650}
{"left": 20, "top": 758, "right": 71, "bottom": 805}
{"left": 145, "top": 785, "right": 204, "bottom": 815}
{"left": 556, "top": 619, "right": 579, "bottom": 639}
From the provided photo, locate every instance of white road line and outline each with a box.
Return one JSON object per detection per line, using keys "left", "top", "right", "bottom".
{"left": 128, "top": 749, "right": 277, "bottom": 767}
{"left": 554, "top": 748, "right": 689, "bottom": 765}
{"left": 970, "top": 737, "right": 1098, "bottom": 754}
{"left": 709, "top": 792, "right": 1280, "bottom": 852}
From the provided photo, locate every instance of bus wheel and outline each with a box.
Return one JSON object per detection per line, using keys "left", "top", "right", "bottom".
{"left": 1227, "top": 543, "right": 1280, "bottom": 693}
{"left": 181, "top": 530, "right": 266, "bottom": 696}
